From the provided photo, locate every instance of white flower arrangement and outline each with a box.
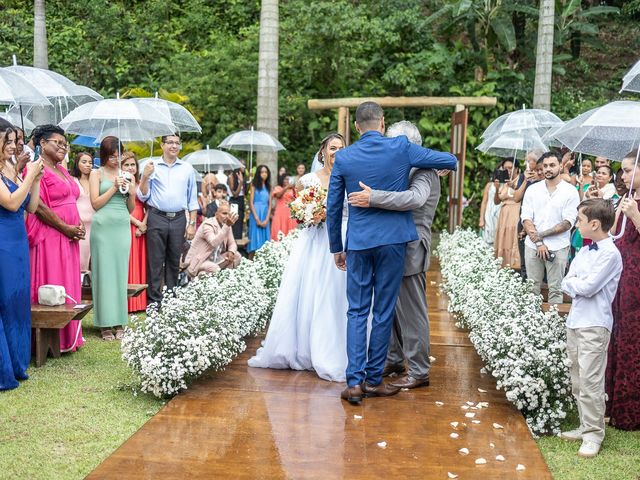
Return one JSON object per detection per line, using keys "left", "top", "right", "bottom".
{"left": 436, "top": 229, "right": 572, "bottom": 436}
{"left": 121, "top": 229, "right": 299, "bottom": 398}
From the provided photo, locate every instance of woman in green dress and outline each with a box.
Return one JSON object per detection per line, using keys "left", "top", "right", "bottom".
{"left": 89, "top": 137, "right": 135, "bottom": 340}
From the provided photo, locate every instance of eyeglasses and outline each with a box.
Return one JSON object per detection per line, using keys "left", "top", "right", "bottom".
{"left": 45, "top": 139, "right": 70, "bottom": 150}
{"left": 163, "top": 141, "right": 181, "bottom": 146}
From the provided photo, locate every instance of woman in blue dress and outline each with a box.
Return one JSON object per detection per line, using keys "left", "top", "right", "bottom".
{"left": 247, "top": 164, "right": 272, "bottom": 259}
{"left": 0, "top": 123, "right": 43, "bottom": 391}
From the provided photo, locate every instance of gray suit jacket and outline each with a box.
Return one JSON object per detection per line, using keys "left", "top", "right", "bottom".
{"left": 369, "top": 169, "right": 440, "bottom": 276}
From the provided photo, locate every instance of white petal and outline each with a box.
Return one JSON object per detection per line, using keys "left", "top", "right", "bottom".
{"left": 458, "top": 447, "right": 469, "bottom": 455}
{"left": 478, "top": 388, "right": 488, "bottom": 393}
{"left": 493, "top": 423, "right": 504, "bottom": 429}
{"left": 496, "top": 455, "right": 506, "bottom": 462}
{"left": 435, "top": 401, "right": 444, "bottom": 406}
{"left": 489, "top": 442, "right": 495, "bottom": 448}
{"left": 401, "top": 388, "right": 410, "bottom": 392}
{"left": 429, "top": 356, "right": 436, "bottom": 363}
{"left": 353, "top": 415, "right": 363, "bottom": 420}
{"left": 472, "top": 420, "right": 481, "bottom": 424}
{"left": 450, "top": 421, "right": 459, "bottom": 428}
{"left": 475, "top": 458, "right": 487, "bottom": 465}
{"left": 377, "top": 441, "right": 387, "bottom": 449}
{"left": 461, "top": 405, "right": 470, "bottom": 410}
{"left": 466, "top": 401, "right": 475, "bottom": 406}
{"left": 465, "top": 412, "right": 476, "bottom": 418}
{"left": 450, "top": 432, "right": 459, "bottom": 439}
{"left": 447, "top": 473, "right": 458, "bottom": 479}
{"left": 516, "top": 464, "right": 526, "bottom": 471}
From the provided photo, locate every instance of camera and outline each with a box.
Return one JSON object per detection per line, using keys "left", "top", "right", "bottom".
{"left": 547, "top": 251, "right": 556, "bottom": 262}
{"left": 493, "top": 169, "right": 510, "bottom": 183}
{"left": 230, "top": 203, "right": 239, "bottom": 215}
{"left": 119, "top": 169, "right": 134, "bottom": 195}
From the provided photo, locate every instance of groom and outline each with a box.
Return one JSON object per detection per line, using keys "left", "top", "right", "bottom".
{"left": 327, "top": 102, "right": 457, "bottom": 404}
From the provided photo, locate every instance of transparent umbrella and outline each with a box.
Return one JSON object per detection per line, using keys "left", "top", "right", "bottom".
{"left": 0, "top": 68, "right": 51, "bottom": 107}
{"left": 553, "top": 100, "right": 640, "bottom": 239}
{"left": 620, "top": 59, "right": 640, "bottom": 94}
{"left": 0, "top": 110, "right": 36, "bottom": 135}
{"left": 182, "top": 146, "right": 242, "bottom": 173}
{"left": 7, "top": 57, "right": 103, "bottom": 124}
{"left": 481, "top": 108, "right": 564, "bottom": 139}
{"left": 218, "top": 126, "right": 285, "bottom": 175}
{"left": 131, "top": 94, "right": 201, "bottom": 133}
{"left": 477, "top": 129, "right": 549, "bottom": 159}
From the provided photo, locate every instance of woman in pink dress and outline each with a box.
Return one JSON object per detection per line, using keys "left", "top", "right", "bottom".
{"left": 122, "top": 152, "right": 148, "bottom": 312}
{"left": 26, "top": 125, "right": 84, "bottom": 352}
{"left": 271, "top": 174, "right": 297, "bottom": 240}
{"left": 71, "top": 152, "right": 95, "bottom": 273}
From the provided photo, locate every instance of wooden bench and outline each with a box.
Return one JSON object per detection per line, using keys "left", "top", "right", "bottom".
{"left": 31, "top": 303, "right": 93, "bottom": 367}
{"left": 81, "top": 283, "right": 148, "bottom": 302}
{"left": 541, "top": 303, "right": 571, "bottom": 316}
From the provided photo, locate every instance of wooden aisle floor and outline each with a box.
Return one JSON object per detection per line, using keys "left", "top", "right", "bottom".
{"left": 87, "top": 258, "right": 552, "bottom": 480}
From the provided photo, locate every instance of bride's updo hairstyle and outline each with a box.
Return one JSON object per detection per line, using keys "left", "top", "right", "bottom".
{"left": 316, "top": 133, "right": 345, "bottom": 166}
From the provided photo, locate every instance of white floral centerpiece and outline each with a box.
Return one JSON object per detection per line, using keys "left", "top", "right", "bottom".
{"left": 436, "top": 229, "right": 573, "bottom": 436}
{"left": 121, "top": 230, "right": 299, "bottom": 398}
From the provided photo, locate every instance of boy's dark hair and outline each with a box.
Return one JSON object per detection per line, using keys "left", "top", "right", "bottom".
{"left": 578, "top": 198, "right": 615, "bottom": 232}
{"left": 214, "top": 183, "right": 227, "bottom": 192}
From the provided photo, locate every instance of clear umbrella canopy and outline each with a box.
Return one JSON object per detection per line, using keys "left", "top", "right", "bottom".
{"left": 620, "top": 59, "right": 640, "bottom": 94}
{"left": 131, "top": 96, "right": 201, "bottom": 133}
{"left": 476, "top": 129, "right": 548, "bottom": 159}
{"left": 481, "top": 108, "right": 564, "bottom": 138}
{"left": 182, "top": 147, "right": 242, "bottom": 173}
{"left": 7, "top": 63, "right": 103, "bottom": 124}
{"left": 218, "top": 127, "right": 285, "bottom": 175}
{"left": 540, "top": 123, "right": 566, "bottom": 148}
{"left": 0, "top": 111, "right": 36, "bottom": 135}
{"left": 552, "top": 101, "right": 640, "bottom": 161}
{"left": 59, "top": 98, "right": 176, "bottom": 142}
{"left": 0, "top": 68, "right": 51, "bottom": 107}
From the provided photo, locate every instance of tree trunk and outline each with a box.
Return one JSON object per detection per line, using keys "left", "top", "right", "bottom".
{"left": 533, "top": 0, "right": 555, "bottom": 109}
{"left": 33, "top": 0, "right": 48, "bottom": 69}
{"left": 256, "top": 0, "right": 279, "bottom": 185}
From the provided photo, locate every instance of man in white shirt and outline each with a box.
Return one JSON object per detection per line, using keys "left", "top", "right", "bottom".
{"left": 521, "top": 152, "right": 580, "bottom": 303}
{"left": 560, "top": 198, "right": 622, "bottom": 458}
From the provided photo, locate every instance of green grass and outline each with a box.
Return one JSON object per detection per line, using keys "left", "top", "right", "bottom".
{"left": 537, "top": 411, "right": 640, "bottom": 480}
{"left": 1, "top": 315, "right": 639, "bottom": 479}
{"left": 0, "top": 314, "right": 164, "bottom": 480}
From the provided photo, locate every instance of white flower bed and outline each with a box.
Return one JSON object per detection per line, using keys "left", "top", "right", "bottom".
{"left": 436, "top": 229, "right": 572, "bottom": 435}
{"left": 122, "top": 230, "right": 299, "bottom": 398}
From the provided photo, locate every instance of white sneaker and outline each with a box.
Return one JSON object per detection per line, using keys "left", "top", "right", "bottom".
{"left": 578, "top": 439, "right": 601, "bottom": 458}
{"left": 560, "top": 429, "right": 583, "bottom": 441}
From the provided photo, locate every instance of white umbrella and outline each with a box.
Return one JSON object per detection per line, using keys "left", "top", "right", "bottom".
{"left": 131, "top": 94, "right": 201, "bottom": 133}
{"left": 477, "top": 130, "right": 549, "bottom": 159}
{"left": 59, "top": 97, "right": 176, "bottom": 142}
{"left": 0, "top": 68, "right": 51, "bottom": 107}
{"left": 7, "top": 57, "right": 103, "bottom": 124}
{"left": 620, "top": 59, "right": 640, "bottom": 94}
{"left": 0, "top": 111, "right": 36, "bottom": 135}
{"left": 182, "top": 146, "right": 242, "bottom": 173}
{"left": 553, "top": 100, "right": 640, "bottom": 239}
{"left": 218, "top": 126, "right": 285, "bottom": 175}
{"left": 481, "top": 108, "right": 564, "bottom": 139}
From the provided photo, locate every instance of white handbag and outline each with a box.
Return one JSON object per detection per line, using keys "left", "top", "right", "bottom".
{"left": 37, "top": 285, "right": 77, "bottom": 306}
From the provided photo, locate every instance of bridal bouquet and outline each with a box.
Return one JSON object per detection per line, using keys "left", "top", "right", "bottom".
{"left": 289, "top": 185, "right": 327, "bottom": 228}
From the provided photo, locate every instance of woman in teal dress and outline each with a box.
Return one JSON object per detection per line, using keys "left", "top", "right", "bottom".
{"left": 247, "top": 164, "right": 272, "bottom": 259}
{"left": 89, "top": 137, "right": 135, "bottom": 341}
{"left": 0, "top": 124, "right": 43, "bottom": 390}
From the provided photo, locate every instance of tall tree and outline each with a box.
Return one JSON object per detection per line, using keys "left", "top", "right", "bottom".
{"left": 256, "top": 0, "right": 279, "bottom": 182}
{"left": 533, "top": 0, "right": 555, "bottom": 109}
{"left": 33, "top": 0, "right": 48, "bottom": 69}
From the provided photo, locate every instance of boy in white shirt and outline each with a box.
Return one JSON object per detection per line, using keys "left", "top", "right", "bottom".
{"left": 560, "top": 198, "right": 622, "bottom": 458}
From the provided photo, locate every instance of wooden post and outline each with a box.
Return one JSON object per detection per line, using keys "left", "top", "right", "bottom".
{"left": 448, "top": 105, "right": 468, "bottom": 233}
{"left": 338, "top": 107, "right": 348, "bottom": 142}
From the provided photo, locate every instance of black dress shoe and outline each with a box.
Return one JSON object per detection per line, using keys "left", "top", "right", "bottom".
{"left": 362, "top": 382, "right": 401, "bottom": 397}
{"left": 341, "top": 384, "right": 363, "bottom": 404}
{"left": 382, "top": 363, "right": 406, "bottom": 377}
{"left": 389, "top": 375, "right": 430, "bottom": 389}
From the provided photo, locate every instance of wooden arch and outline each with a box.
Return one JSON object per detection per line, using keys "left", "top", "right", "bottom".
{"left": 307, "top": 96, "right": 497, "bottom": 231}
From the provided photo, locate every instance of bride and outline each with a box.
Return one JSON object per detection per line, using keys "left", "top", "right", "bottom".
{"left": 248, "top": 133, "right": 349, "bottom": 381}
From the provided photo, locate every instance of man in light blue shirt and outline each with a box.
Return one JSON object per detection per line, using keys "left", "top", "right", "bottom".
{"left": 137, "top": 133, "right": 199, "bottom": 305}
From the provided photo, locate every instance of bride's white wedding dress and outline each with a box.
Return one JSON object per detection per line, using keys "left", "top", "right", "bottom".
{"left": 248, "top": 172, "right": 349, "bottom": 381}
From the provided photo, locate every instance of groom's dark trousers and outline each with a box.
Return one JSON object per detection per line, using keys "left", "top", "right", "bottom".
{"left": 327, "top": 130, "right": 457, "bottom": 389}
{"left": 346, "top": 244, "right": 406, "bottom": 386}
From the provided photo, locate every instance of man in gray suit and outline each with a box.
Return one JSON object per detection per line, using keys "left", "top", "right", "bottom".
{"left": 348, "top": 120, "right": 441, "bottom": 389}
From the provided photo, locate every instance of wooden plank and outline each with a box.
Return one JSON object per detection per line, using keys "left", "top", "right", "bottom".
{"left": 82, "top": 284, "right": 148, "bottom": 302}
{"left": 541, "top": 303, "right": 571, "bottom": 315}
{"left": 308, "top": 96, "right": 497, "bottom": 110}
{"left": 31, "top": 303, "right": 93, "bottom": 329}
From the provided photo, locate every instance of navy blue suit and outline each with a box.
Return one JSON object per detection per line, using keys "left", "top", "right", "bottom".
{"left": 327, "top": 130, "right": 457, "bottom": 387}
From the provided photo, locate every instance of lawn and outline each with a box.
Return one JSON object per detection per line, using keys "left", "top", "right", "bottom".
{"left": 1, "top": 314, "right": 639, "bottom": 479}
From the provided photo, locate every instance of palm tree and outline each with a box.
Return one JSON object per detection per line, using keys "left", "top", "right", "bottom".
{"left": 533, "top": 0, "right": 555, "bottom": 109}
{"left": 33, "top": 0, "right": 48, "bottom": 69}
{"left": 256, "top": 0, "right": 279, "bottom": 183}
